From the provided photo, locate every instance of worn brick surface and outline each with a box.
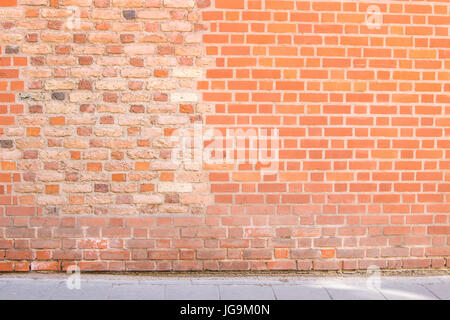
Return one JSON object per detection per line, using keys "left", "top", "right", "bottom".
{"left": 0, "top": 0, "right": 449, "bottom": 272}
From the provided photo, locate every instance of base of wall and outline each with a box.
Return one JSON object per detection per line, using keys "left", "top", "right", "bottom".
{"left": 1, "top": 269, "right": 449, "bottom": 277}
{"left": 1, "top": 259, "right": 449, "bottom": 273}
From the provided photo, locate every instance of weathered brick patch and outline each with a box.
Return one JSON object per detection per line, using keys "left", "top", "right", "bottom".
{"left": 0, "top": 0, "right": 449, "bottom": 272}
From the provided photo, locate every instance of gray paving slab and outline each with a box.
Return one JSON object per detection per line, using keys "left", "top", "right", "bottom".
{"left": 141, "top": 279, "right": 192, "bottom": 286}
{"left": 50, "top": 281, "right": 113, "bottom": 300}
{"left": 0, "top": 275, "right": 448, "bottom": 300}
{"left": 192, "top": 277, "right": 309, "bottom": 286}
{"left": 0, "top": 280, "right": 61, "bottom": 300}
{"left": 192, "top": 278, "right": 272, "bottom": 285}
{"left": 108, "top": 284, "right": 165, "bottom": 300}
{"left": 0, "top": 280, "right": 8, "bottom": 289}
{"left": 379, "top": 281, "right": 438, "bottom": 300}
{"left": 272, "top": 285, "right": 331, "bottom": 300}
{"left": 166, "top": 285, "right": 220, "bottom": 300}
{"left": 423, "top": 283, "right": 450, "bottom": 300}
{"left": 320, "top": 280, "right": 386, "bottom": 300}
{"left": 219, "top": 285, "right": 275, "bottom": 300}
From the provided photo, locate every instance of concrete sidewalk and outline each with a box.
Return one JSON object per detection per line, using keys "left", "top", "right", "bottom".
{"left": 0, "top": 274, "right": 448, "bottom": 300}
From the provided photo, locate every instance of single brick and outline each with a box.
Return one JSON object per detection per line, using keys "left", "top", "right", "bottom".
{"left": 51, "top": 92, "right": 65, "bottom": 100}
{"left": 5, "top": 46, "right": 18, "bottom": 54}
{"left": 0, "top": 140, "right": 13, "bottom": 148}
{"left": 123, "top": 10, "right": 136, "bottom": 20}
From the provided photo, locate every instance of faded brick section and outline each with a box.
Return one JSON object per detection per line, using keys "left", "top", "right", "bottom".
{"left": 0, "top": 0, "right": 449, "bottom": 273}
{"left": 0, "top": 0, "right": 213, "bottom": 272}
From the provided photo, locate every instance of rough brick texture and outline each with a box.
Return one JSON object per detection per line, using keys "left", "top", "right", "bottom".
{"left": 0, "top": 0, "right": 449, "bottom": 272}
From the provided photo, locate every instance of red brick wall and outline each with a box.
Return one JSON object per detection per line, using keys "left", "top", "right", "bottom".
{"left": 0, "top": 0, "right": 449, "bottom": 272}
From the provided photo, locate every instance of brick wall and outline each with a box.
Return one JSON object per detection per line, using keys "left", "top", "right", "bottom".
{"left": 0, "top": 0, "right": 449, "bottom": 272}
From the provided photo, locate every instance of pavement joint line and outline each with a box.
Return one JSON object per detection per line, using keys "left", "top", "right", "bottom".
{"left": 216, "top": 285, "right": 221, "bottom": 300}
{"left": 420, "top": 283, "right": 441, "bottom": 300}
{"left": 375, "top": 286, "right": 388, "bottom": 300}
{"left": 322, "top": 285, "right": 334, "bottom": 300}
{"left": 106, "top": 285, "right": 112, "bottom": 300}
{"left": 270, "top": 285, "right": 278, "bottom": 300}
